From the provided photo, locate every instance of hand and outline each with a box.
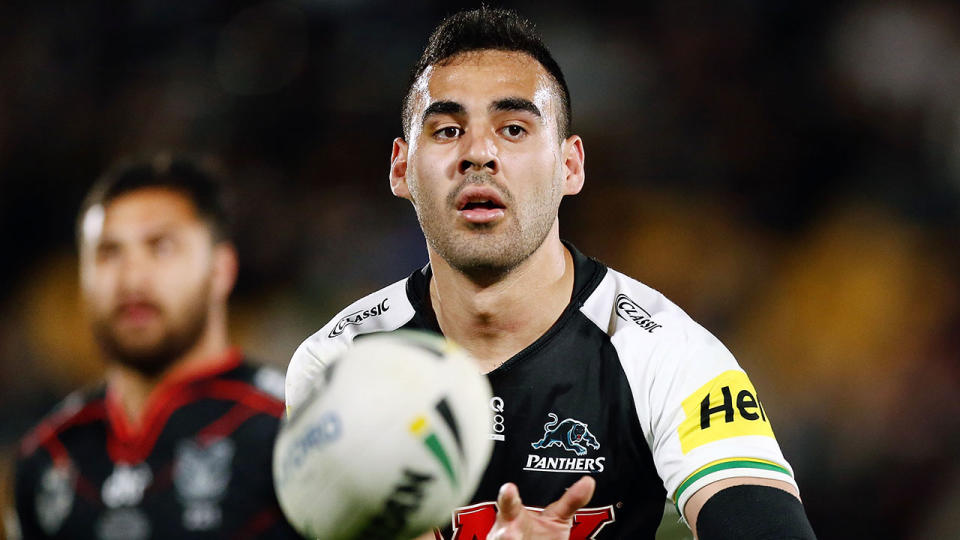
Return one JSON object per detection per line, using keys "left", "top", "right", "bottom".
{"left": 488, "top": 476, "right": 596, "bottom": 540}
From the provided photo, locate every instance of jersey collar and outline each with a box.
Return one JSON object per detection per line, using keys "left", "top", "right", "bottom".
{"left": 105, "top": 347, "right": 243, "bottom": 444}
{"left": 404, "top": 241, "right": 607, "bottom": 374}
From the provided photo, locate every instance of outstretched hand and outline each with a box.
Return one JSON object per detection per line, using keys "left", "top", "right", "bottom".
{"left": 488, "top": 476, "right": 596, "bottom": 540}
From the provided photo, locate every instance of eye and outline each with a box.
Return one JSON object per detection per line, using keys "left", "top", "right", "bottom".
{"left": 96, "top": 242, "right": 121, "bottom": 262}
{"left": 150, "top": 235, "right": 176, "bottom": 256}
{"left": 433, "top": 126, "right": 463, "bottom": 140}
{"left": 501, "top": 124, "right": 527, "bottom": 139}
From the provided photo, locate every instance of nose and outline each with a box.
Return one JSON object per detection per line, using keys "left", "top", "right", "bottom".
{"left": 458, "top": 130, "right": 499, "bottom": 175}
{"left": 118, "top": 249, "right": 151, "bottom": 294}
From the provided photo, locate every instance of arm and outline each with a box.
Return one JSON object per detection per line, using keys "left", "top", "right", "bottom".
{"left": 685, "top": 476, "right": 798, "bottom": 533}
{"left": 685, "top": 477, "right": 815, "bottom": 539}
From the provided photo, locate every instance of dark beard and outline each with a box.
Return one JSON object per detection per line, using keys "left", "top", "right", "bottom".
{"left": 415, "top": 171, "right": 558, "bottom": 285}
{"left": 92, "top": 302, "right": 209, "bottom": 378}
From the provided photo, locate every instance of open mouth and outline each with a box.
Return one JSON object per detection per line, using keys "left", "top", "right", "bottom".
{"left": 460, "top": 199, "right": 504, "bottom": 211}
{"left": 456, "top": 188, "right": 506, "bottom": 224}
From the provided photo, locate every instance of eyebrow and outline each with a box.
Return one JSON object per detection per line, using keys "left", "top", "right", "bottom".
{"left": 490, "top": 97, "right": 542, "bottom": 118}
{"left": 421, "top": 97, "right": 543, "bottom": 126}
{"left": 422, "top": 100, "right": 466, "bottom": 125}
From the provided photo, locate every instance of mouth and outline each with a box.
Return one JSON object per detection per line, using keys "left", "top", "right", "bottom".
{"left": 114, "top": 301, "right": 161, "bottom": 326}
{"left": 456, "top": 187, "right": 506, "bottom": 224}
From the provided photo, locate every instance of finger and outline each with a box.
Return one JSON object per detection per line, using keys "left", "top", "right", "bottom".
{"left": 496, "top": 482, "right": 524, "bottom": 522}
{"left": 542, "top": 475, "right": 596, "bottom": 520}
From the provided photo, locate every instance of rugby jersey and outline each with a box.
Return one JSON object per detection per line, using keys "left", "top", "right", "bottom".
{"left": 286, "top": 243, "right": 798, "bottom": 539}
{"left": 13, "top": 349, "right": 300, "bottom": 539}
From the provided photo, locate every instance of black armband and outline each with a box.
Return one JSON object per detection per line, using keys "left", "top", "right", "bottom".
{"left": 696, "top": 484, "right": 816, "bottom": 540}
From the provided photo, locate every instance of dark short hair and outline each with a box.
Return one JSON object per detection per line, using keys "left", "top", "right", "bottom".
{"left": 77, "top": 155, "right": 232, "bottom": 244}
{"left": 401, "top": 6, "right": 571, "bottom": 140}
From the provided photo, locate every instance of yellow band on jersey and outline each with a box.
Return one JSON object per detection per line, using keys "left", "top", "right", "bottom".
{"left": 677, "top": 370, "right": 775, "bottom": 454}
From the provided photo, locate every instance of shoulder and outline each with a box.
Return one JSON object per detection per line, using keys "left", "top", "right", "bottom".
{"left": 220, "top": 360, "right": 288, "bottom": 406}
{"left": 285, "top": 277, "right": 416, "bottom": 414}
{"left": 579, "top": 268, "right": 796, "bottom": 517}
{"left": 577, "top": 264, "right": 749, "bottom": 437}
{"left": 579, "top": 266, "right": 737, "bottom": 370}
{"left": 18, "top": 387, "right": 106, "bottom": 461}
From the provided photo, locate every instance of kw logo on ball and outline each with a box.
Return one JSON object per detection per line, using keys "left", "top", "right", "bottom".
{"left": 409, "top": 397, "right": 464, "bottom": 487}
{"left": 524, "top": 413, "right": 606, "bottom": 473}
{"left": 677, "top": 370, "right": 776, "bottom": 454}
{"left": 328, "top": 299, "right": 389, "bottom": 337}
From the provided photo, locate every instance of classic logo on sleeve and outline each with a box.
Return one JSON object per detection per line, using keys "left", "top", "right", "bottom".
{"left": 677, "top": 370, "right": 775, "bottom": 454}
{"left": 328, "top": 299, "right": 390, "bottom": 337}
{"left": 615, "top": 294, "right": 662, "bottom": 333}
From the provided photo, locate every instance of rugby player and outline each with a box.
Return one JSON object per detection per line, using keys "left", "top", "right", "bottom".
{"left": 286, "top": 7, "right": 816, "bottom": 539}
{"left": 12, "top": 157, "right": 299, "bottom": 539}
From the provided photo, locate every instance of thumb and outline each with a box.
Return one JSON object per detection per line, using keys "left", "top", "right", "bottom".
{"left": 542, "top": 476, "right": 596, "bottom": 521}
{"left": 496, "top": 482, "right": 524, "bottom": 521}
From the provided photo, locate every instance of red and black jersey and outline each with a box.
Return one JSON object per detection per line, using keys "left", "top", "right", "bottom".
{"left": 13, "top": 349, "right": 301, "bottom": 540}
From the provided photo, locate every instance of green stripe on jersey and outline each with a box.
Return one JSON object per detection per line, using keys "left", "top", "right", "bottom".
{"left": 673, "top": 460, "right": 792, "bottom": 514}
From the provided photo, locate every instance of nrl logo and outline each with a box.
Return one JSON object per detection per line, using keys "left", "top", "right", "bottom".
{"left": 328, "top": 299, "right": 390, "bottom": 338}
{"left": 524, "top": 413, "right": 606, "bottom": 474}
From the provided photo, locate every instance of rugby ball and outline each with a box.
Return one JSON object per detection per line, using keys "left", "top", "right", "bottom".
{"left": 273, "top": 330, "right": 494, "bottom": 539}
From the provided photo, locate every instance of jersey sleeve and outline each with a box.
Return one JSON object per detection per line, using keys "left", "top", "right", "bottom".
{"left": 617, "top": 327, "right": 797, "bottom": 522}
{"left": 284, "top": 278, "right": 416, "bottom": 416}
{"left": 284, "top": 335, "right": 348, "bottom": 417}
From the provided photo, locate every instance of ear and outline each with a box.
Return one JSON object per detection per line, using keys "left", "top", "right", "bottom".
{"left": 390, "top": 137, "right": 412, "bottom": 200}
{"left": 211, "top": 242, "right": 238, "bottom": 301}
{"left": 561, "top": 135, "right": 585, "bottom": 196}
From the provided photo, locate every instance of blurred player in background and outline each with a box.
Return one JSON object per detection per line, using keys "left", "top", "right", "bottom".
{"left": 9, "top": 156, "right": 299, "bottom": 539}
{"left": 286, "top": 7, "right": 816, "bottom": 540}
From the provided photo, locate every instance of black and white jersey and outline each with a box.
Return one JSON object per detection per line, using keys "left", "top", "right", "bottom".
{"left": 286, "top": 243, "right": 797, "bottom": 539}
{"left": 13, "top": 350, "right": 300, "bottom": 540}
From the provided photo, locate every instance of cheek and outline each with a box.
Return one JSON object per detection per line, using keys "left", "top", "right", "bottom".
{"left": 411, "top": 144, "right": 459, "bottom": 179}
{"left": 155, "top": 255, "right": 211, "bottom": 302}
{"left": 507, "top": 149, "right": 561, "bottom": 195}
{"left": 408, "top": 159, "right": 448, "bottom": 205}
{"left": 506, "top": 143, "right": 558, "bottom": 172}
{"left": 83, "top": 267, "right": 118, "bottom": 310}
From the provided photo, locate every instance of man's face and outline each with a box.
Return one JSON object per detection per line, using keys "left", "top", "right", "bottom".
{"left": 392, "top": 50, "right": 584, "bottom": 278}
{"left": 79, "top": 188, "right": 216, "bottom": 375}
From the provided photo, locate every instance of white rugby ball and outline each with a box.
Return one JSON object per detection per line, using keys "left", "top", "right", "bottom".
{"left": 273, "top": 330, "right": 494, "bottom": 539}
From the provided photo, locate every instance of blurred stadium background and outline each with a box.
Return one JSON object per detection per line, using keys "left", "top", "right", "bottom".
{"left": 2, "top": 1, "right": 960, "bottom": 538}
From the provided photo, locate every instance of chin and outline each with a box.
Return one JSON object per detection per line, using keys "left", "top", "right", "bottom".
{"left": 102, "top": 334, "right": 176, "bottom": 375}
{"left": 430, "top": 227, "right": 537, "bottom": 273}
{"left": 448, "top": 248, "right": 528, "bottom": 278}
{"left": 116, "top": 355, "right": 177, "bottom": 377}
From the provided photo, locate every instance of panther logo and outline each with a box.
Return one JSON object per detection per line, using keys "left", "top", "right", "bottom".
{"left": 531, "top": 413, "right": 600, "bottom": 456}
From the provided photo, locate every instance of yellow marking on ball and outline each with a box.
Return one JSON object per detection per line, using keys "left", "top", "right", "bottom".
{"left": 409, "top": 415, "right": 428, "bottom": 436}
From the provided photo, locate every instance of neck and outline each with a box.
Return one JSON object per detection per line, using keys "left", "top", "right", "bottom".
{"left": 428, "top": 228, "right": 574, "bottom": 373}
{"left": 106, "top": 313, "right": 229, "bottom": 429}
